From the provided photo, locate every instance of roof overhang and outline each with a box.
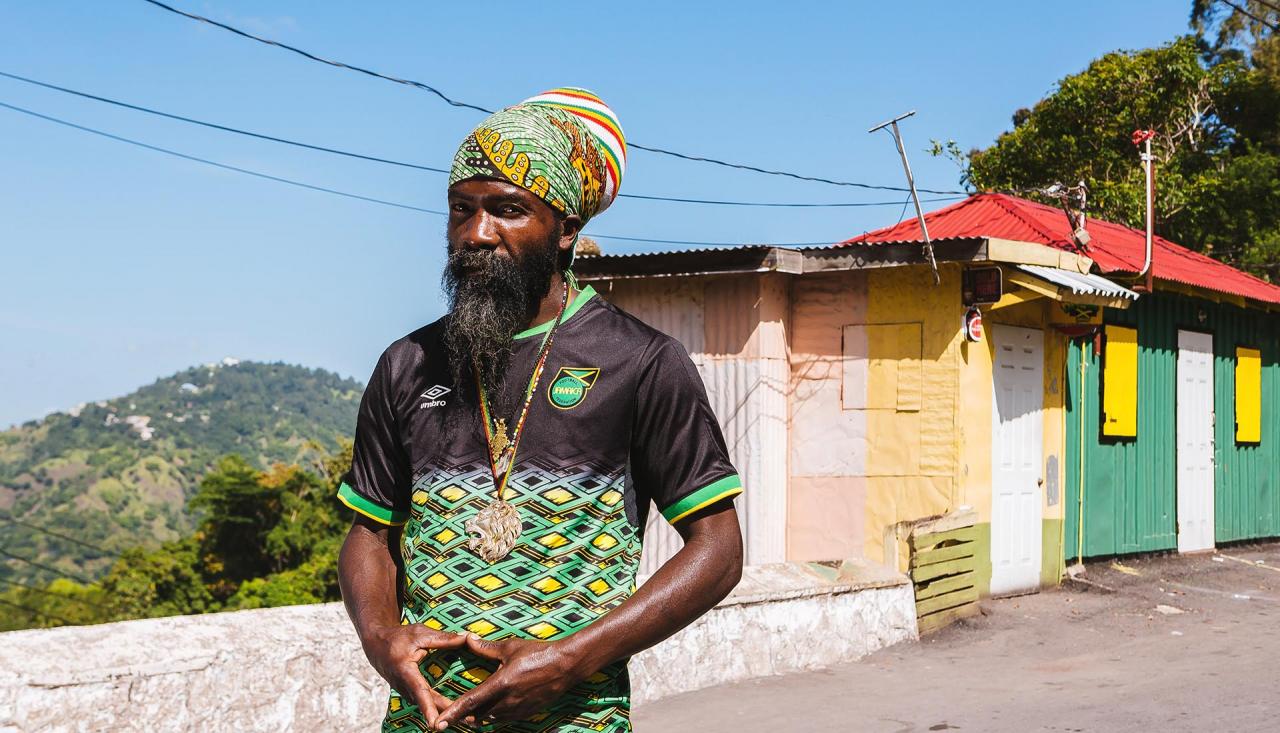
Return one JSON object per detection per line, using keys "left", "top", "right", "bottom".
{"left": 575, "top": 236, "right": 1093, "bottom": 281}
{"left": 575, "top": 245, "right": 803, "bottom": 280}
{"left": 1008, "top": 264, "right": 1139, "bottom": 309}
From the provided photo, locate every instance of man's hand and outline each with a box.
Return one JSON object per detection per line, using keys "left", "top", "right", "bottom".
{"left": 363, "top": 624, "right": 469, "bottom": 729}
{"left": 433, "top": 634, "right": 588, "bottom": 730}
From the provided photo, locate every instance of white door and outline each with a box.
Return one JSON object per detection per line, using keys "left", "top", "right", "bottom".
{"left": 991, "top": 326, "right": 1044, "bottom": 596}
{"left": 1177, "top": 330, "right": 1215, "bottom": 553}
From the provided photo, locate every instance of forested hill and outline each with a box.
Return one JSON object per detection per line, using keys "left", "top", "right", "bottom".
{"left": 0, "top": 361, "right": 362, "bottom": 584}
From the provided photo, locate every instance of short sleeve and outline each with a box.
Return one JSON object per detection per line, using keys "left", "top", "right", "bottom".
{"left": 630, "top": 337, "right": 742, "bottom": 525}
{"left": 337, "top": 350, "right": 411, "bottom": 525}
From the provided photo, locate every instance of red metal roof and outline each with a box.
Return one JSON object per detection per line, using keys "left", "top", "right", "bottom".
{"left": 843, "top": 193, "right": 1280, "bottom": 305}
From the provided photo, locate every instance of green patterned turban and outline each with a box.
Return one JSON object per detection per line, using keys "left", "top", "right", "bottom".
{"left": 449, "top": 87, "right": 627, "bottom": 226}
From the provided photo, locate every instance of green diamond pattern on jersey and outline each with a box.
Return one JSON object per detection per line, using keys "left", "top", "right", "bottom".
{"left": 383, "top": 455, "right": 639, "bottom": 732}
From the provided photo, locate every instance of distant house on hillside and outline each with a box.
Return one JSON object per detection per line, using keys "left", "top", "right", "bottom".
{"left": 577, "top": 193, "right": 1280, "bottom": 602}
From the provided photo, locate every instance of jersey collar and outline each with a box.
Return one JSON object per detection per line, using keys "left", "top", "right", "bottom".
{"left": 513, "top": 285, "right": 597, "bottom": 341}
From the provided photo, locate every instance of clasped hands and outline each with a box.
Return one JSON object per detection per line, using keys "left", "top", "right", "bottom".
{"left": 365, "top": 624, "right": 592, "bottom": 731}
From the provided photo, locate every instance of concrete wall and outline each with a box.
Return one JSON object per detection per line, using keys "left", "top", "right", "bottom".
{"left": 0, "top": 562, "right": 915, "bottom": 733}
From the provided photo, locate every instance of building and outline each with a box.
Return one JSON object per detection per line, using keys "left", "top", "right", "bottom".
{"left": 577, "top": 193, "right": 1280, "bottom": 596}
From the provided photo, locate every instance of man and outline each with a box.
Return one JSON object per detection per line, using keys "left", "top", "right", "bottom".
{"left": 337, "top": 88, "right": 744, "bottom": 733}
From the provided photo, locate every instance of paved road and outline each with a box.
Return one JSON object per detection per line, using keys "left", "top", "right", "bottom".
{"left": 634, "top": 544, "right": 1280, "bottom": 732}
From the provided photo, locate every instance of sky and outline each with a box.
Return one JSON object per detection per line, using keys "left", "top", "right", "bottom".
{"left": 0, "top": 1, "right": 1194, "bottom": 428}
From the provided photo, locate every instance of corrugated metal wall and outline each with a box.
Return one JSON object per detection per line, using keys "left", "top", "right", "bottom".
{"left": 1213, "top": 300, "right": 1280, "bottom": 542}
{"left": 1066, "top": 292, "right": 1280, "bottom": 558}
{"left": 604, "top": 276, "right": 789, "bottom": 576}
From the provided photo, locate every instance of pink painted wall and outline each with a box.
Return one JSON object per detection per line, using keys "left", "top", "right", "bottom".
{"left": 787, "top": 272, "right": 870, "bottom": 561}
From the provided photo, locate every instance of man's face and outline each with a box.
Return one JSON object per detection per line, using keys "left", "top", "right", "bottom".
{"left": 442, "top": 179, "right": 578, "bottom": 398}
{"left": 446, "top": 178, "right": 571, "bottom": 268}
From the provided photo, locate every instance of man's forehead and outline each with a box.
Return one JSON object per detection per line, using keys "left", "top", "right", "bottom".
{"left": 449, "top": 178, "right": 539, "bottom": 201}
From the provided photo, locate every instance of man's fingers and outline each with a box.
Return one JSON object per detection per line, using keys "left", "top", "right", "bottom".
{"left": 431, "top": 688, "right": 454, "bottom": 713}
{"left": 400, "top": 672, "right": 440, "bottom": 728}
{"left": 413, "top": 627, "right": 469, "bottom": 650}
{"left": 464, "top": 633, "right": 508, "bottom": 662}
{"left": 434, "top": 678, "right": 503, "bottom": 731}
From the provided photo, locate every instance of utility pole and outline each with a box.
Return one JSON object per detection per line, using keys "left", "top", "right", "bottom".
{"left": 1132, "top": 129, "right": 1156, "bottom": 291}
{"left": 869, "top": 110, "right": 939, "bottom": 285}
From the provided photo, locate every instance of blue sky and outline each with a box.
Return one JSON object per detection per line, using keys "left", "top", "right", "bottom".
{"left": 1, "top": 1, "right": 1191, "bottom": 427}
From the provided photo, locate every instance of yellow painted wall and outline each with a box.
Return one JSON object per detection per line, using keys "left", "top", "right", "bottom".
{"left": 861, "top": 264, "right": 964, "bottom": 561}
{"left": 861, "top": 269, "right": 1072, "bottom": 578}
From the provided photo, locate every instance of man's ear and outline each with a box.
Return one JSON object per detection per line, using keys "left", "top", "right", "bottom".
{"left": 559, "top": 215, "right": 584, "bottom": 253}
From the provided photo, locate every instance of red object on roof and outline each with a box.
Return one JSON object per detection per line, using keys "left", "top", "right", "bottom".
{"left": 843, "top": 193, "right": 1280, "bottom": 305}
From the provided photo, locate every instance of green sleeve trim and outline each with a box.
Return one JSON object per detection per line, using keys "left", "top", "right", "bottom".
{"left": 662, "top": 475, "right": 743, "bottom": 524}
{"left": 513, "top": 285, "right": 596, "bottom": 340}
{"left": 337, "top": 481, "right": 408, "bottom": 526}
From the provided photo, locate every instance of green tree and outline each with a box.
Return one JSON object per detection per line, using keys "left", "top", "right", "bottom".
{"left": 956, "top": 33, "right": 1280, "bottom": 280}
{"left": 96, "top": 537, "right": 217, "bottom": 620}
{"left": 2, "top": 442, "right": 354, "bottom": 630}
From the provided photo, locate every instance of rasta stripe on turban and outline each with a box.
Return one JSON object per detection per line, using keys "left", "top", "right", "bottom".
{"left": 448, "top": 87, "right": 626, "bottom": 224}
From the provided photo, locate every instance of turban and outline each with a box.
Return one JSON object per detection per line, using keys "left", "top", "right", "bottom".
{"left": 449, "top": 87, "right": 627, "bottom": 225}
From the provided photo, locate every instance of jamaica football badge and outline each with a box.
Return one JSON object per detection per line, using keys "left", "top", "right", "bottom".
{"left": 547, "top": 367, "right": 600, "bottom": 410}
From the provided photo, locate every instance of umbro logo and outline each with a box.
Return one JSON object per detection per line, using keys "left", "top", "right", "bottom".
{"left": 419, "top": 385, "right": 450, "bottom": 409}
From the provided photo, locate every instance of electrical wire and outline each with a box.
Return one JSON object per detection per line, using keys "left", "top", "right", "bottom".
{"left": 0, "top": 98, "right": 861, "bottom": 248}
{"left": 1219, "top": 0, "right": 1280, "bottom": 32}
{"left": 0, "top": 70, "right": 450, "bottom": 175}
{"left": 0, "top": 596, "right": 79, "bottom": 626}
{"left": 0, "top": 70, "right": 964, "bottom": 209}
{"left": 0, "top": 100, "right": 447, "bottom": 216}
{"left": 619, "top": 191, "right": 961, "bottom": 208}
{"left": 137, "top": 0, "right": 966, "bottom": 196}
{"left": 1, "top": 517, "right": 110, "bottom": 554}
{"left": 0, "top": 549, "right": 93, "bottom": 584}
{"left": 140, "top": 0, "right": 492, "bottom": 114}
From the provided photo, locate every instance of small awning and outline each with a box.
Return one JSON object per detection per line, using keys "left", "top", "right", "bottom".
{"left": 1008, "top": 264, "right": 1139, "bottom": 308}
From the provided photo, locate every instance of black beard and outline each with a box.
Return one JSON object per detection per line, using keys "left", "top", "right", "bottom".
{"left": 442, "top": 235, "right": 560, "bottom": 405}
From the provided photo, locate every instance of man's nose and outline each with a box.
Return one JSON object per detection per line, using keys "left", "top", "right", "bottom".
{"left": 461, "top": 210, "right": 501, "bottom": 249}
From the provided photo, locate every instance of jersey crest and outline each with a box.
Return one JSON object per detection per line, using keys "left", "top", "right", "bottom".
{"left": 547, "top": 367, "right": 600, "bottom": 409}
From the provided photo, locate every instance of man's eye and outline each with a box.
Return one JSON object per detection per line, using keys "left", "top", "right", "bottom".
{"left": 500, "top": 205, "right": 523, "bottom": 216}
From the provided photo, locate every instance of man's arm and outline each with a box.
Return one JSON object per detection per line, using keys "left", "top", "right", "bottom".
{"left": 435, "top": 502, "right": 743, "bottom": 729}
{"left": 338, "top": 515, "right": 468, "bottom": 729}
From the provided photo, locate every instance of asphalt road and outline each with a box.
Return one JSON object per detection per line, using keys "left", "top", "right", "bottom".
{"left": 634, "top": 543, "right": 1280, "bottom": 732}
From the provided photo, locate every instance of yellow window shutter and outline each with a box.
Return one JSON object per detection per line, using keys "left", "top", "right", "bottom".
{"left": 1236, "top": 347, "right": 1262, "bottom": 443}
{"left": 1102, "top": 325, "right": 1138, "bottom": 437}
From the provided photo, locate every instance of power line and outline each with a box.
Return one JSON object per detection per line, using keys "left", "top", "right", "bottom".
{"left": 0, "top": 596, "right": 78, "bottom": 626}
{"left": 618, "top": 192, "right": 961, "bottom": 208}
{"left": 138, "top": 0, "right": 965, "bottom": 196}
{"left": 0, "top": 549, "right": 93, "bottom": 584}
{"left": 0, "top": 98, "right": 867, "bottom": 248}
{"left": 1, "top": 517, "right": 111, "bottom": 554}
{"left": 140, "top": 0, "right": 492, "bottom": 115}
{"left": 1218, "top": 0, "right": 1280, "bottom": 32}
{"left": 0, "top": 70, "right": 449, "bottom": 175}
{"left": 0, "top": 577, "right": 100, "bottom": 609}
{"left": 0, "top": 100, "right": 447, "bottom": 216}
{"left": 0, "top": 70, "right": 964, "bottom": 209}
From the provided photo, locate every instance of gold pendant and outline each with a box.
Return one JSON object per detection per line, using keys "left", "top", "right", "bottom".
{"left": 490, "top": 418, "right": 511, "bottom": 464}
{"left": 465, "top": 500, "right": 522, "bottom": 563}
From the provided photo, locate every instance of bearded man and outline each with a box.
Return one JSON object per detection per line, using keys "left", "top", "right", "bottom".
{"left": 336, "top": 88, "right": 744, "bottom": 733}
